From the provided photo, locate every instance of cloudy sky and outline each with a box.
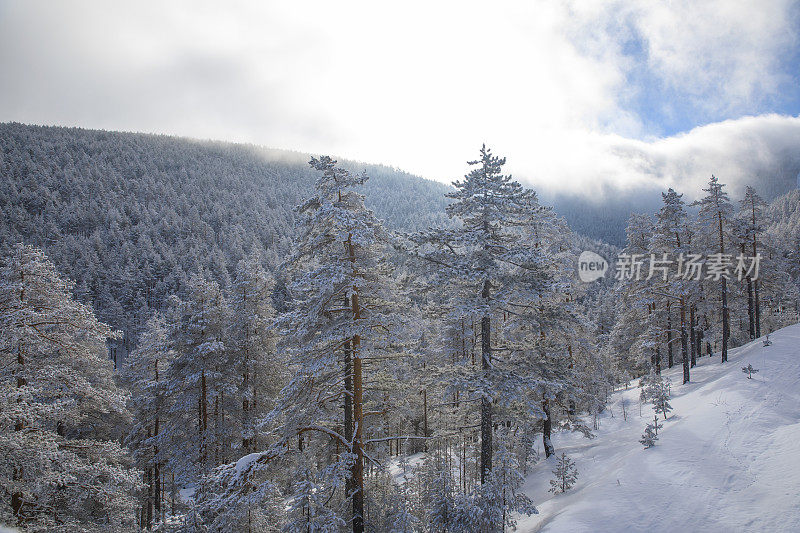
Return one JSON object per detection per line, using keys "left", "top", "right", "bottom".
{"left": 1, "top": 0, "right": 799, "bottom": 199}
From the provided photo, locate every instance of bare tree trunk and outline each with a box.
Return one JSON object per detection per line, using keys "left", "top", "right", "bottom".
{"left": 542, "top": 399, "right": 555, "bottom": 458}
{"left": 242, "top": 289, "right": 252, "bottom": 452}
{"left": 681, "top": 301, "right": 690, "bottom": 384}
{"left": 342, "top": 296, "right": 355, "bottom": 511}
{"left": 347, "top": 238, "right": 364, "bottom": 533}
{"left": 200, "top": 370, "right": 208, "bottom": 472}
{"left": 689, "top": 305, "right": 697, "bottom": 367}
{"left": 719, "top": 211, "right": 729, "bottom": 363}
{"left": 655, "top": 345, "right": 661, "bottom": 375}
{"left": 667, "top": 302, "right": 674, "bottom": 368}
{"left": 754, "top": 280, "right": 762, "bottom": 338}
{"left": 744, "top": 235, "right": 755, "bottom": 342}
{"left": 721, "top": 277, "right": 729, "bottom": 363}
{"left": 752, "top": 200, "right": 762, "bottom": 338}
{"left": 480, "top": 280, "right": 493, "bottom": 483}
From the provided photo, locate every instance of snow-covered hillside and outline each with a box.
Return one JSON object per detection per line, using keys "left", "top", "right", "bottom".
{"left": 519, "top": 323, "right": 800, "bottom": 532}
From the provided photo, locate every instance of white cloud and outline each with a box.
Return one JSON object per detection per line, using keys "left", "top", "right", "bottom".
{"left": 629, "top": 0, "right": 797, "bottom": 112}
{"left": 0, "top": 0, "right": 797, "bottom": 199}
{"left": 527, "top": 114, "right": 800, "bottom": 200}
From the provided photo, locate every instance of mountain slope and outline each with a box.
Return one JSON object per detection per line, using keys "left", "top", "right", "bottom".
{"left": 519, "top": 323, "right": 800, "bottom": 532}
{"left": 0, "top": 122, "right": 451, "bottom": 342}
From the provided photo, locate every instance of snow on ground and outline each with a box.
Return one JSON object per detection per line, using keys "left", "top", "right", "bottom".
{"left": 518, "top": 323, "right": 800, "bottom": 533}
{"left": 388, "top": 452, "right": 427, "bottom": 485}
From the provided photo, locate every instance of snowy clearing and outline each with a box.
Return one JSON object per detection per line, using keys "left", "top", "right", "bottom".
{"left": 518, "top": 323, "right": 800, "bottom": 533}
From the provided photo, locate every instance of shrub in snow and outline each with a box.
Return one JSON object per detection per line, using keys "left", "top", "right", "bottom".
{"left": 742, "top": 364, "right": 760, "bottom": 379}
{"left": 549, "top": 452, "right": 578, "bottom": 494}
{"left": 762, "top": 335, "right": 772, "bottom": 347}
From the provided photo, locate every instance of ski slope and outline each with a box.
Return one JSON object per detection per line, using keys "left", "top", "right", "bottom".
{"left": 518, "top": 323, "right": 800, "bottom": 533}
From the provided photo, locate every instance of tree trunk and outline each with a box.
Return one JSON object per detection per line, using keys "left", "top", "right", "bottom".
{"left": 754, "top": 280, "right": 762, "bottom": 338}
{"left": 681, "top": 301, "right": 690, "bottom": 384}
{"left": 200, "top": 370, "right": 208, "bottom": 471}
{"left": 747, "top": 275, "right": 755, "bottom": 340}
{"left": 655, "top": 346, "right": 661, "bottom": 375}
{"left": 718, "top": 210, "right": 729, "bottom": 363}
{"left": 721, "top": 277, "right": 729, "bottom": 363}
{"left": 667, "top": 302, "right": 674, "bottom": 368}
{"left": 542, "top": 399, "right": 555, "bottom": 458}
{"left": 242, "top": 291, "right": 252, "bottom": 452}
{"left": 696, "top": 328, "right": 703, "bottom": 359}
{"left": 347, "top": 237, "right": 364, "bottom": 533}
{"left": 480, "top": 306, "right": 493, "bottom": 482}
{"left": 342, "top": 297, "right": 355, "bottom": 510}
{"left": 752, "top": 201, "right": 761, "bottom": 338}
{"left": 689, "top": 305, "right": 696, "bottom": 367}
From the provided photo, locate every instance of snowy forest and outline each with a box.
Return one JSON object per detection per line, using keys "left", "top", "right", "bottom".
{"left": 2, "top": 123, "right": 800, "bottom": 532}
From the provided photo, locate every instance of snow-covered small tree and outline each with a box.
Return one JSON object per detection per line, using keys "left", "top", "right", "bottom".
{"left": 195, "top": 453, "right": 284, "bottom": 532}
{"left": 420, "top": 454, "right": 457, "bottom": 532}
{"left": 742, "top": 364, "right": 759, "bottom": 379}
{"left": 641, "top": 371, "right": 672, "bottom": 420}
{"left": 548, "top": 452, "right": 578, "bottom": 494}
{"left": 639, "top": 421, "right": 661, "bottom": 449}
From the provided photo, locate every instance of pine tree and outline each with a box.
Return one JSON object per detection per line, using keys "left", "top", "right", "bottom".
{"left": 739, "top": 186, "right": 767, "bottom": 339}
{"left": 228, "top": 253, "right": 280, "bottom": 454}
{"left": 0, "top": 245, "right": 140, "bottom": 531}
{"left": 161, "top": 275, "right": 233, "bottom": 486}
{"left": 639, "top": 423, "right": 660, "bottom": 449}
{"left": 421, "top": 454, "right": 457, "bottom": 532}
{"left": 548, "top": 452, "right": 578, "bottom": 494}
{"left": 121, "top": 313, "right": 173, "bottom": 529}
{"left": 274, "top": 156, "right": 404, "bottom": 532}
{"left": 641, "top": 371, "right": 672, "bottom": 420}
{"left": 412, "top": 145, "right": 559, "bottom": 477}
{"left": 283, "top": 467, "right": 345, "bottom": 533}
{"left": 692, "top": 176, "right": 734, "bottom": 363}
{"left": 650, "top": 188, "right": 695, "bottom": 376}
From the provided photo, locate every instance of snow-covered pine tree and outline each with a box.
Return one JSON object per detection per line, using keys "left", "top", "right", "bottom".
{"left": 649, "top": 188, "right": 696, "bottom": 376}
{"left": 548, "top": 452, "right": 578, "bottom": 494}
{"left": 516, "top": 210, "right": 603, "bottom": 455}
{"left": 0, "top": 245, "right": 140, "bottom": 531}
{"left": 608, "top": 213, "right": 660, "bottom": 379}
{"left": 273, "top": 156, "right": 405, "bottom": 532}
{"left": 639, "top": 423, "right": 660, "bottom": 449}
{"left": 121, "top": 312, "right": 173, "bottom": 529}
{"left": 420, "top": 454, "right": 457, "bottom": 532}
{"left": 161, "top": 274, "right": 233, "bottom": 487}
{"left": 739, "top": 186, "right": 767, "bottom": 339}
{"left": 692, "top": 176, "right": 734, "bottom": 363}
{"left": 640, "top": 370, "right": 672, "bottom": 420}
{"left": 228, "top": 253, "right": 280, "bottom": 454}
{"left": 284, "top": 467, "right": 345, "bottom": 533}
{"left": 411, "top": 145, "right": 558, "bottom": 479}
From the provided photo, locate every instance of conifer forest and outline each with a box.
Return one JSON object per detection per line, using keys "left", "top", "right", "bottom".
{"left": 2, "top": 2, "right": 800, "bottom": 532}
